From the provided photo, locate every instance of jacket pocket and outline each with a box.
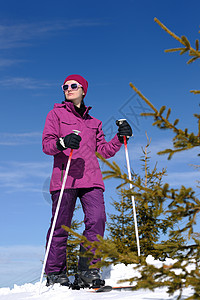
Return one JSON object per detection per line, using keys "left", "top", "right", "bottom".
{"left": 61, "top": 121, "right": 76, "bottom": 125}
{"left": 60, "top": 121, "right": 79, "bottom": 136}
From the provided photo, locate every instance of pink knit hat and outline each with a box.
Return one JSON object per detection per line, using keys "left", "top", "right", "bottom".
{"left": 63, "top": 74, "right": 88, "bottom": 96}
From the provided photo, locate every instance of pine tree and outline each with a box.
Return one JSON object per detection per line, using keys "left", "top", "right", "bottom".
{"left": 107, "top": 134, "right": 178, "bottom": 259}
{"left": 108, "top": 189, "right": 133, "bottom": 253}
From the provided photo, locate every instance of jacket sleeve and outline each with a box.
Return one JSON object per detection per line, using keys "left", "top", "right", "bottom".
{"left": 96, "top": 121, "right": 122, "bottom": 158}
{"left": 42, "top": 110, "right": 61, "bottom": 156}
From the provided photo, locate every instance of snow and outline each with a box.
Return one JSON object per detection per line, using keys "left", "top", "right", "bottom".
{"left": 0, "top": 256, "right": 194, "bottom": 300}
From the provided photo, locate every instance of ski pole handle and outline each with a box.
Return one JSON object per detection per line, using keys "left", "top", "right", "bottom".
{"left": 73, "top": 130, "right": 81, "bottom": 135}
{"left": 116, "top": 118, "right": 127, "bottom": 127}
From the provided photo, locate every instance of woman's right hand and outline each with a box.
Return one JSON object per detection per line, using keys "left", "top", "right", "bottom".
{"left": 56, "top": 133, "right": 82, "bottom": 151}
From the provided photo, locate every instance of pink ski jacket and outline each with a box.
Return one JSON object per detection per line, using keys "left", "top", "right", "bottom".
{"left": 42, "top": 101, "right": 122, "bottom": 192}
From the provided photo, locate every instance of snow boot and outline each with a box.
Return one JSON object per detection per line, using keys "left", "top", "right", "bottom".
{"left": 71, "top": 245, "right": 105, "bottom": 289}
{"left": 71, "top": 269, "right": 105, "bottom": 289}
{"left": 79, "top": 269, "right": 101, "bottom": 285}
{"left": 46, "top": 271, "right": 70, "bottom": 287}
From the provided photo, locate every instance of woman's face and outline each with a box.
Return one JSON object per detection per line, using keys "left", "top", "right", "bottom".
{"left": 64, "top": 80, "right": 85, "bottom": 107}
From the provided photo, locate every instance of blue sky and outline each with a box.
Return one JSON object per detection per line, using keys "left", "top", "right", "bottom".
{"left": 0, "top": 0, "right": 200, "bottom": 288}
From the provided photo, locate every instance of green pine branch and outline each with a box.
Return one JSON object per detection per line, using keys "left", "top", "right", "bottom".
{"left": 190, "top": 90, "right": 200, "bottom": 94}
{"left": 129, "top": 82, "right": 200, "bottom": 159}
{"left": 154, "top": 18, "right": 200, "bottom": 65}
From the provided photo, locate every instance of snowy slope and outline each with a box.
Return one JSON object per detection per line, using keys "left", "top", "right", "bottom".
{"left": 0, "top": 256, "right": 194, "bottom": 300}
{"left": 0, "top": 282, "right": 194, "bottom": 300}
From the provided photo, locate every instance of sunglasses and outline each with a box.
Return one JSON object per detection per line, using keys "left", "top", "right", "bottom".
{"left": 61, "top": 83, "right": 82, "bottom": 92}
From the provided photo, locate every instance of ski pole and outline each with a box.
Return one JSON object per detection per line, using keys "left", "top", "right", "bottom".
{"left": 39, "top": 130, "right": 81, "bottom": 294}
{"left": 116, "top": 119, "right": 140, "bottom": 257}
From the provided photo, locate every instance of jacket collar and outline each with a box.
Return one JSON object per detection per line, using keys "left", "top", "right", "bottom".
{"left": 54, "top": 101, "right": 92, "bottom": 118}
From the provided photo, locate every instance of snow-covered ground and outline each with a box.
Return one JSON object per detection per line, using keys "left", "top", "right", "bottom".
{"left": 0, "top": 256, "right": 194, "bottom": 300}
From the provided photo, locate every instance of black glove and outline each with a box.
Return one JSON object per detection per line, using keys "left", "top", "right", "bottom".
{"left": 56, "top": 133, "right": 81, "bottom": 151}
{"left": 116, "top": 120, "right": 133, "bottom": 143}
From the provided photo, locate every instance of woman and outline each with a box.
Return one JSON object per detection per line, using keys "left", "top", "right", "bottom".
{"left": 42, "top": 74, "right": 132, "bottom": 287}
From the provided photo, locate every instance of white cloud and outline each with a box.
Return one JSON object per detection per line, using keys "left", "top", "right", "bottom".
{"left": 0, "top": 160, "right": 52, "bottom": 193}
{"left": 0, "top": 59, "right": 26, "bottom": 68}
{"left": 0, "top": 19, "right": 105, "bottom": 50}
{"left": 0, "top": 132, "right": 42, "bottom": 145}
{"left": 162, "top": 171, "right": 200, "bottom": 188}
{"left": 0, "top": 131, "right": 51, "bottom": 194}
{"left": 0, "top": 245, "right": 44, "bottom": 288}
{"left": 0, "top": 77, "right": 53, "bottom": 90}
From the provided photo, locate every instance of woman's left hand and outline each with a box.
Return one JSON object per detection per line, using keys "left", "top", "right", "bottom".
{"left": 117, "top": 120, "right": 133, "bottom": 143}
